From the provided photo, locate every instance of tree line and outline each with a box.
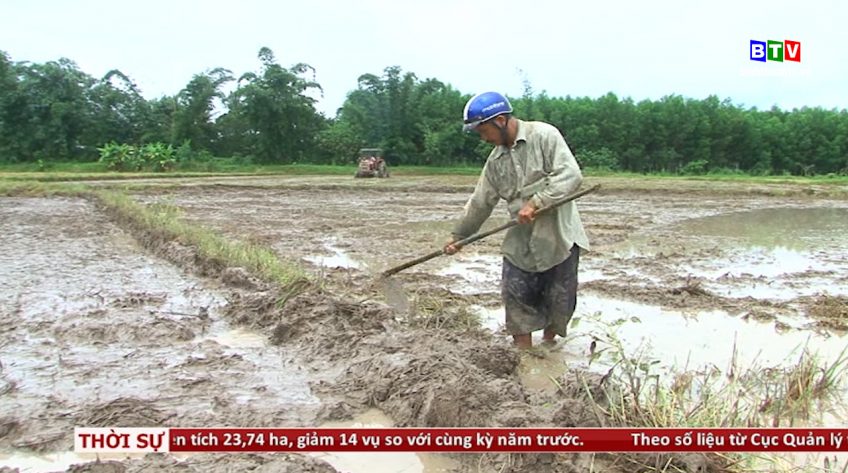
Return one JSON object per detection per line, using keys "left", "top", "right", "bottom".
{"left": 1, "top": 48, "right": 846, "bottom": 175}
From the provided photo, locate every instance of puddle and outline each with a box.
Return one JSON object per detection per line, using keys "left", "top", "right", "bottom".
{"left": 470, "top": 305, "right": 504, "bottom": 333}
{"left": 683, "top": 246, "right": 847, "bottom": 300}
{"left": 672, "top": 208, "right": 848, "bottom": 298}
{"left": 475, "top": 295, "right": 848, "bottom": 376}
{"left": 440, "top": 205, "right": 848, "bottom": 392}
{"left": 570, "top": 295, "right": 848, "bottom": 373}
{"left": 437, "top": 253, "right": 501, "bottom": 295}
{"left": 207, "top": 326, "right": 269, "bottom": 348}
{"left": 0, "top": 197, "right": 321, "bottom": 463}
{"left": 313, "top": 409, "right": 460, "bottom": 473}
{"left": 200, "top": 324, "right": 318, "bottom": 406}
{"left": 304, "top": 240, "right": 363, "bottom": 269}
{"left": 678, "top": 208, "right": 848, "bottom": 250}
{"left": 517, "top": 354, "right": 570, "bottom": 392}
{"left": 444, "top": 257, "right": 607, "bottom": 291}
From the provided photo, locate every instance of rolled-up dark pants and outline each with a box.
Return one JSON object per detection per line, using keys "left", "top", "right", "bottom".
{"left": 501, "top": 246, "right": 580, "bottom": 337}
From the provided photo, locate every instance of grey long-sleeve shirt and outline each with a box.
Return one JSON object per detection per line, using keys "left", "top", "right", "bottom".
{"left": 452, "top": 119, "right": 590, "bottom": 272}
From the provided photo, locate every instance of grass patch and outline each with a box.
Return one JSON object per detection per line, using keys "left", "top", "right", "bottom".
{"left": 3, "top": 159, "right": 847, "bottom": 184}
{"left": 95, "top": 191, "right": 309, "bottom": 291}
{"left": 0, "top": 160, "right": 358, "bottom": 181}
{"left": 0, "top": 161, "right": 107, "bottom": 173}
{"left": 583, "top": 167, "right": 848, "bottom": 184}
{"left": 3, "top": 161, "right": 848, "bottom": 202}
{"left": 592, "top": 337, "right": 848, "bottom": 430}
{"left": 0, "top": 171, "right": 253, "bottom": 182}
{"left": 0, "top": 180, "right": 310, "bottom": 301}
{"left": 0, "top": 158, "right": 480, "bottom": 176}
{"left": 390, "top": 165, "right": 483, "bottom": 176}
{"left": 760, "top": 348, "right": 848, "bottom": 420}
{"left": 577, "top": 325, "right": 848, "bottom": 472}
{"left": 0, "top": 180, "right": 91, "bottom": 197}
{"left": 172, "top": 162, "right": 359, "bottom": 175}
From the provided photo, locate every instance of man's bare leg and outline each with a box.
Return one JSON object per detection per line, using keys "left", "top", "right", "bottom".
{"left": 513, "top": 334, "right": 532, "bottom": 349}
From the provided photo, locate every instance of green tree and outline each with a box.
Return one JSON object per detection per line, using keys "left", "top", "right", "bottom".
{"left": 338, "top": 68, "right": 476, "bottom": 165}
{"left": 172, "top": 68, "right": 233, "bottom": 152}
{"left": 0, "top": 51, "right": 23, "bottom": 161}
{"left": 315, "top": 119, "right": 363, "bottom": 164}
{"left": 86, "top": 69, "right": 148, "bottom": 147}
{"left": 230, "top": 47, "right": 325, "bottom": 163}
{"left": 4, "top": 48, "right": 848, "bottom": 174}
{"left": 1, "top": 57, "right": 97, "bottom": 161}
{"left": 140, "top": 96, "right": 178, "bottom": 145}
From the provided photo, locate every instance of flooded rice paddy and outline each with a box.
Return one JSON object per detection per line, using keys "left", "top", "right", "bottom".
{"left": 2, "top": 176, "right": 847, "bottom": 472}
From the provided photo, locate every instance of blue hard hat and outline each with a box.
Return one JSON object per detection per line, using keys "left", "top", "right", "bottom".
{"left": 462, "top": 92, "right": 513, "bottom": 131}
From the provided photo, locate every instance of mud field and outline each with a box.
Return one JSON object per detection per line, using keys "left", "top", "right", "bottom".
{"left": 2, "top": 176, "right": 847, "bottom": 472}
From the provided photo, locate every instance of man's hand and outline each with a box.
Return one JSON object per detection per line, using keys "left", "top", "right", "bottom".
{"left": 444, "top": 237, "right": 462, "bottom": 255}
{"left": 517, "top": 200, "right": 538, "bottom": 224}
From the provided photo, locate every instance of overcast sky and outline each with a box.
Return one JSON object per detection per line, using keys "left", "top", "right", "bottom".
{"left": 2, "top": 0, "right": 845, "bottom": 117}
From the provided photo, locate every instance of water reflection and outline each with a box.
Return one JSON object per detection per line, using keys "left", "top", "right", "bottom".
{"left": 457, "top": 206, "right": 848, "bottom": 373}
{"left": 678, "top": 208, "right": 848, "bottom": 250}
{"left": 304, "top": 240, "right": 363, "bottom": 269}
{"left": 473, "top": 296, "right": 848, "bottom": 374}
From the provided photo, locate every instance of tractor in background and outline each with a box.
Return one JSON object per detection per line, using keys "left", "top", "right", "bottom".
{"left": 354, "top": 148, "right": 389, "bottom": 178}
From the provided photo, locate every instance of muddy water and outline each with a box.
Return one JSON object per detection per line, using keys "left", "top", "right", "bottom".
{"left": 119, "top": 182, "right": 848, "bottom": 471}
{"left": 134, "top": 186, "right": 848, "bottom": 375}
{"left": 304, "top": 238, "right": 364, "bottom": 270}
{"left": 673, "top": 208, "right": 848, "bottom": 298}
{"left": 0, "top": 197, "right": 322, "bottom": 470}
{"left": 455, "top": 206, "right": 848, "bottom": 376}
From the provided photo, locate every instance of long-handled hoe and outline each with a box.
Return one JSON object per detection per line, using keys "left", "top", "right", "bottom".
{"left": 377, "top": 184, "right": 601, "bottom": 312}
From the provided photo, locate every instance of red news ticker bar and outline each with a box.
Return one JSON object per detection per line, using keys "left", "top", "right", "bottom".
{"left": 168, "top": 428, "right": 848, "bottom": 453}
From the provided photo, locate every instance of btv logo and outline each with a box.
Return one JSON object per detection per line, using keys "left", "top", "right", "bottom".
{"left": 750, "top": 40, "right": 801, "bottom": 62}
